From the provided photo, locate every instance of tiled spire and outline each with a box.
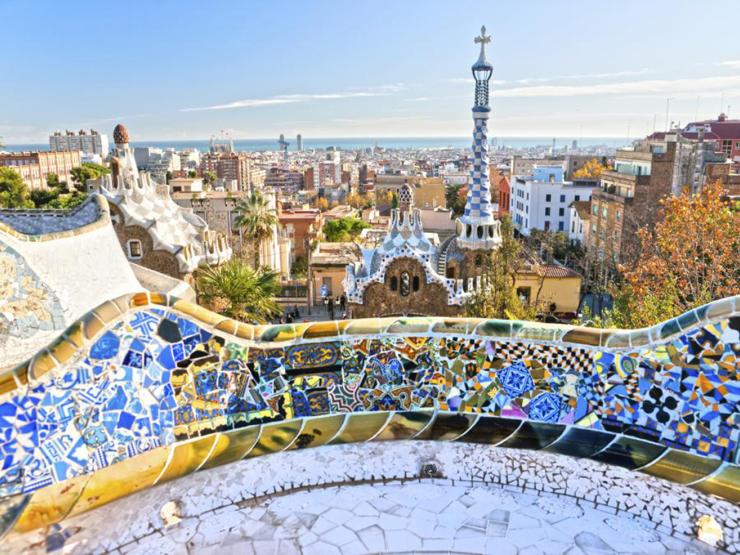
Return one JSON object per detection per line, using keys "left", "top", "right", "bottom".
{"left": 456, "top": 26, "right": 501, "bottom": 250}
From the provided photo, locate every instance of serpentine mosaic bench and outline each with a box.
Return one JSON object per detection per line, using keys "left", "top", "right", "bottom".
{"left": 0, "top": 292, "right": 737, "bottom": 536}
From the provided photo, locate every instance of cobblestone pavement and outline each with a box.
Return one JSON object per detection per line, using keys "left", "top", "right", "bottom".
{"left": 5, "top": 441, "right": 734, "bottom": 554}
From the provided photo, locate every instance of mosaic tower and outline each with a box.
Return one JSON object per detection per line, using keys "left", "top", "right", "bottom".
{"left": 456, "top": 26, "right": 502, "bottom": 250}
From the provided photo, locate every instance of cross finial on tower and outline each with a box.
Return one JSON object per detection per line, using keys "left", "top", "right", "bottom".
{"left": 474, "top": 25, "right": 491, "bottom": 46}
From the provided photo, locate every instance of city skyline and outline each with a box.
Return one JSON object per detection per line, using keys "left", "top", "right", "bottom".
{"left": 2, "top": 0, "right": 740, "bottom": 143}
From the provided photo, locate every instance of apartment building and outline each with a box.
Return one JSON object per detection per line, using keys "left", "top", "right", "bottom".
{"left": 49, "top": 129, "right": 109, "bottom": 155}
{"left": 510, "top": 166, "right": 597, "bottom": 235}
{"left": 0, "top": 150, "right": 81, "bottom": 189}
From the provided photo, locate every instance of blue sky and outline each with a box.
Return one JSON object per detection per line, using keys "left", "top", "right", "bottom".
{"left": 1, "top": 0, "right": 739, "bottom": 143}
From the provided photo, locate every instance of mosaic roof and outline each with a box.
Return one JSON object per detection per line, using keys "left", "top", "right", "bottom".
{"left": 99, "top": 139, "right": 231, "bottom": 272}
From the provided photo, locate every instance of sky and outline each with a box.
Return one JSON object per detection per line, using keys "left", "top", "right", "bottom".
{"left": 1, "top": 0, "right": 739, "bottom": 143}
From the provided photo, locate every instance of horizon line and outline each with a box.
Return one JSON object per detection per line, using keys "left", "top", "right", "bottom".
{"left": 4, "top": 134, "right": 634, "bottom": 146}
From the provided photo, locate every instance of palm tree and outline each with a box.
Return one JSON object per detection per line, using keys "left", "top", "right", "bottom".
{"left": 196, "top": 259, "right": 281, "bottom": 323}
{"left": 233, "top": 191, "right": 278, "bottom": 268}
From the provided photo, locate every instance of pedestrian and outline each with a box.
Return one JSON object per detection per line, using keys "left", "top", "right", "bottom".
{"left": 340, "top": 294, "right": 346, "bottom": 312}
{"left": 328, "top": 297, "right": 335, "bottom": 320}
{"left": 293, "top": 304, "right": 300, "bottom": 318}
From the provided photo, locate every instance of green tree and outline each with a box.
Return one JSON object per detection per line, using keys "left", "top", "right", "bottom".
{"left": 196, "top": 260, "right": 281, "bottom": 323}
{"left": 445, "top": 184, "right": 466, "bottom": 216}
{"left": 0, "top": 167, "right": 33, "bottom": 209}
{"left": 188, "top": 170, "right": 197, "bottom": 178}
{"left": 526, "top": 230, "right": 571, "bottom": 263}
{"left": 203, "top": 171, "right": 217, "bottom": 185}
{"left": 322, "top": 217, "right": 369, "bottom": 242}
{"left": 464, "top": 215, "right": 536, "bottom": 320}
{"left": 46, "top": 172, "right": 60, "bottom": 189}
{"left": 233, "top": 191, "right": 278, "bottom": 268}
{"left": 70, "top": 162, "right": 110, "bottom": 192}
{"left": 30, "top": 188, "right": 60, "bottom": 207}
{"left": 291, "top": 256, "right": 308, "bottom": 278}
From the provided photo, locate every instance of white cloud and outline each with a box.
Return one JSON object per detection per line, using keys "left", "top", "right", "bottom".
{"left": 493, "top": 74, "right": 740, "bottom": 98}
{"left": 181, "top": 85, "right": 406, "bottom": 112}
{"left": 719, "top": 60, "right": 740, "bottom": 68}
{"left": 447, "top": 69, "right": 649, "bottom": 87}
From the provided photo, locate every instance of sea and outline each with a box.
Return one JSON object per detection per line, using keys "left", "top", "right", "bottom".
{"left": 3, "top": 136, "right": 630, "bottom": 152}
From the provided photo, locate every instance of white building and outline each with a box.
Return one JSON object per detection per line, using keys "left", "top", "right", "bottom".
{"left": 510, "top": 166, "right": 597, "bottom": 235}
{"left": 49, "top": 129, "right": 109, "bottom": 155}
{"left": 178, "top": 149, "right": 201, "bottom": 173}
{"left": 568, "top": 200, "right": 591, "bottom": 246}
{"left": 134, "top": 147, "right": 181, "bottom": 182}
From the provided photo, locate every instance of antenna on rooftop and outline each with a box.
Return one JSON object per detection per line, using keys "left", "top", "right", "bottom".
{"left": 664, "top": 98, "right": 671, "bottom": 131}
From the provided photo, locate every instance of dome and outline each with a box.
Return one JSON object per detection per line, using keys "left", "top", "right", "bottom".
{"left": 113, "top": 124, "right": 129, "bottom": 145}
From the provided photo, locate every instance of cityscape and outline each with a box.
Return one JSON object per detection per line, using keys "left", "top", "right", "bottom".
{"left": 0, "top": 1, "right": 738, "bottom": 554}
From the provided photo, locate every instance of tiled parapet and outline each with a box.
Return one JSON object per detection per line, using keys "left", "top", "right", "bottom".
{"left": 0, "top": 292, "right": 737, "bottom": 535}
{"left": 0, "top": 195, "right": 110, "bottom": 241}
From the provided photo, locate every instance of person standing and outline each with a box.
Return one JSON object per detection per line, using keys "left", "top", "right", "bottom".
{"left": 327, "top": 297, "right": 335, "bottom": 320}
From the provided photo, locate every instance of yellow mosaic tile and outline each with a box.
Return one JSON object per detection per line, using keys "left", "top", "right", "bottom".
{"left": 285, "top": 414, "right": 346, "bottom": 450}
{"left": 155, "top": 435, "right": 219, "bottom": 485}
{"left": 200, "top": 426, "right": 262, "bottom": 470}
{"left": 28, "top": 350, "right": 57, "bottom": 381}
{"left": 330, "top": 412, "right": 391, "bottom": 444}
{"left": 12, "top": 474, "right": 90, "bottom": 533}
{"left": 245, "top": 420, "right": 303, "bottom": 458}
{"left": 69, "top": 446, "right": 170, "bottom": 517}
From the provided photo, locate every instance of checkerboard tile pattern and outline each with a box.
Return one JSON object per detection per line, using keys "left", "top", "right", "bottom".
{"left": 463, "top": 114, "right": 494, "bottom": 222}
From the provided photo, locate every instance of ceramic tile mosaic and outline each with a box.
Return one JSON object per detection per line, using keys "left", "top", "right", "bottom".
{"left": 0, "top": 295, "right": 738, "bottom": 533}
{"left": 0, "top": 243, "right": 65, "bottom": 343}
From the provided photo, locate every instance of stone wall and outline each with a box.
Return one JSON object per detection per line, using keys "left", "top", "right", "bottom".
{"left": 350, "top": 257, "right": 459, "bottom": 317}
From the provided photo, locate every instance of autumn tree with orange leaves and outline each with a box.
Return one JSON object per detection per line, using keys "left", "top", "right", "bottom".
{"left": 573, "top": 158, "right": 611, "bottom": 180}
{"left": 609, "top": 181, "right": 739, "bottom": 328}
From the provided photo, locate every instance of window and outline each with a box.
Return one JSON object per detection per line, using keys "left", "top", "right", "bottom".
{"left": 390, "top": 276, "right": 398, "bottom": 291}
{"left": 560, "top": 194, "right": 566, "bottom": 203}
{"left": 516, "top": 286, "right": 531, "bottom": 303}
{"left": 544, "top": 220, "right": 550, "bottom": 231}
{"left": 321, "top": 277, "right": 333, "bottom": 297}
{"left": 558, "top": 221, "right": 564, "bottom": 231}
{"left": 127, "top": 239, "right": 143, "bottom": 260}
{"left": 559, "top": 207, "right": 564, "bottom": 217}
{"left": 545, "top": 207, "right": 550, "bottom": 216}
{"left": 400, "top": 272, "right": 411, "bottom": 296}
{"left": 545, "top": 194, "right": 551, "bottom": 202}
{"left": 475, "top": 254, "right": 483, "bottom": 267}
{"left": 592, "top": 204, "right": 598, "bottom": 215}
{"left": 602, "top": 207, "right": 607, "bottom": 218}
{"left": 571, "top": 222, "right": 575, "bottom": 232}
{"left": 412, "top": 275, "right": 420, "bottom": 291}
{"left": 575, "top": 195, "right": 580, "bottom": 201}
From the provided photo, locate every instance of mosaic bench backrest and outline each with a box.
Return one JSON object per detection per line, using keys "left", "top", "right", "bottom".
{"left": 0, "top": 292, "right": 737, "bottom": 533}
